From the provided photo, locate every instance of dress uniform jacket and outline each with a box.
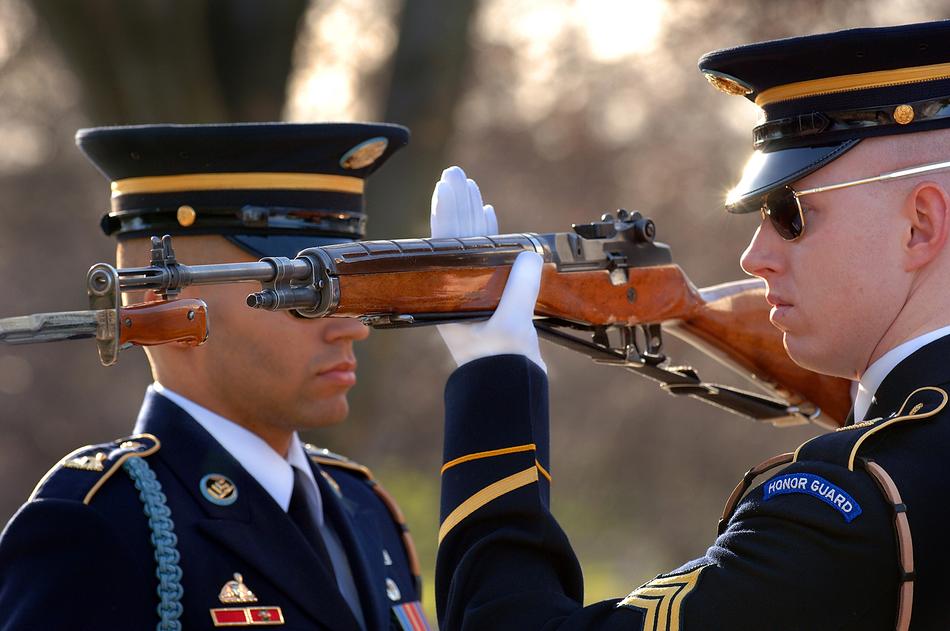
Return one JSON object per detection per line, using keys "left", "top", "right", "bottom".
{"left": 0, "top": 390, "right": 427, "bottom": 630}
{"left": 436, "top": 335, "right": 950, "bottom": 630}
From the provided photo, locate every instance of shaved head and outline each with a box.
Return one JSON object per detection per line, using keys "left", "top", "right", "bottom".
{"left": 870, "top": 127, "right": 950, "bottom": 170}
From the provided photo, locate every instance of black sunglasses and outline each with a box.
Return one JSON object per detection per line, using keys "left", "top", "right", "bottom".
{"left": 760, "top": 186, "right": 806, "bottom": 241}
{"left": 758, "top": 158, "right": 950, "bottom": 241}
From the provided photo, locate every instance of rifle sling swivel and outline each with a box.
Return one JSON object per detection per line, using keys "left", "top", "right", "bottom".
{"left": 533, "top": 320, "right": 815, "bottom": 425}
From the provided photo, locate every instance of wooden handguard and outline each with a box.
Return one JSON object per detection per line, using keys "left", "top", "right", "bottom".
{"left": 118, "top": 299, "right": 209, "bottom": 347}
{"left": 333, "top": 263, "right": 704, "bottom": 325}
{"left": 326, "top": 261, "right": 852, "bottom": 427}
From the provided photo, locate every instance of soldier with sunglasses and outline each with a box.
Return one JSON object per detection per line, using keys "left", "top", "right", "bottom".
{"left": 430, "top": 20, "right": 950, "bottom": 631}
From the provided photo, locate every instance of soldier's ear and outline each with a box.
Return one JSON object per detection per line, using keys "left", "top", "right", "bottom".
{"left": 901, "top": 181, "right": 950, "bottom": 272}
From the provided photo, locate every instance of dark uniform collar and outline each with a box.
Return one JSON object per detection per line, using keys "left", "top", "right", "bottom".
{"left": 863, "top": 333, "right": 950, "bottom": 421}
{"left": 132, "top": 389, "right": 365, "bottom": 631}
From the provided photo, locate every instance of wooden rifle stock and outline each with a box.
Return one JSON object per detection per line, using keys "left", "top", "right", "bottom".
{"left": 99, "top": 218, "right": 853, "bottom": 425}
{"left": 668, "top": 280, "right": 852, "bottom": 429}
{"left": 315, "top": 247, "right": 851, "bottom": 428}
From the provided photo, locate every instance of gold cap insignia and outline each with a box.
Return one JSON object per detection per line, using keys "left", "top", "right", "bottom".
{"left": 340, "top": 137, "right": 389, "bottom": 170}
{"left": 177, "top": 205, "right": 197, "bottom": 227}
{"left": 200, "top": 473, "right": 238, "bottom": 506}
{"left": 64, "top": 452, "right": 108, "bottom": 472}
{"left": 703, "top": 71, "right": 754, "bottom": 96}
{"left": 219, "top": 572, "right": 258, "bottom": 604}
{"left": 893, "top": 104, "right": 915, "bottom": 125}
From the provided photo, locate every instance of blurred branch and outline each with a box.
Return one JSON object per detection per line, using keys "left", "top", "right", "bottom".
{"left": 366, "top": 0, "right": 479, "bottom": 238}
{"left": 28, "top": 0, "right": 308, "bottom": 123}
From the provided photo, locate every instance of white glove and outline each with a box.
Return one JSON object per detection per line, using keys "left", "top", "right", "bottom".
{"left": 431, "top": 166, "right": 546, "bottom": 372}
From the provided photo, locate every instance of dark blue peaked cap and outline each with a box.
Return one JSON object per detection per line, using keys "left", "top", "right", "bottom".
{"left": 77, "top": 122, "right": 410, "bottom": 257}
{"left": 699, "top": 20, "right": 950, "bottom": 213}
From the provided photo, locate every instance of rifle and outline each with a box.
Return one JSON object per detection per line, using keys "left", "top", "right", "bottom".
{"left": 0, "top": 262, "right": 209, "bottom": 366}
{"left": 0, "top": 211, "right": 852, "bottom": 428}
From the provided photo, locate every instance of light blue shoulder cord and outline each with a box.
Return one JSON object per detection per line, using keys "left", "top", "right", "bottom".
{"left": 123, "top": 456, "right": 184, "bottom": 630}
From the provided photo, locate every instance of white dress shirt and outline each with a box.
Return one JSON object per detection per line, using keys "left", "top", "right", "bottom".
{"left": 853, "top": 325, "right": 950, "bottom": 422}
{"left": 147, "top": 383, "right": 366, "bottom": 629}
{"left": 149, "top": 382, "right": 320, "bottom": 517}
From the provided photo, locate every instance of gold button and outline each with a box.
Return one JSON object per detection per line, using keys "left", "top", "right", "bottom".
{"left": 177, "top": 205, "right": 197, "bottom": 227}
{"left": 893, "top": 105, "right": 915, "bottom": 125}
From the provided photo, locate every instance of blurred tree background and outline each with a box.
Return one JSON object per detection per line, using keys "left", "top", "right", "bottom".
{"left": 1, "top": 0, "right": 948, "bottom": 624}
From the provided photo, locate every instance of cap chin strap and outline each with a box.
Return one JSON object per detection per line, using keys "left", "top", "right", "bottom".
{"left": 754, "top": 96, "right": 950, "bottom": 150}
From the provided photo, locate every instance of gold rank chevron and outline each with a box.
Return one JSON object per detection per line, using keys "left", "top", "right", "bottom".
{"left": 617, "top": 564, "right": 710, "bottom": 631}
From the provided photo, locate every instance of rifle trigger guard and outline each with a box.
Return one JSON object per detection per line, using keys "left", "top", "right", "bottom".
{"left": 639, "top": 323, "right": 666, "bottom": 366}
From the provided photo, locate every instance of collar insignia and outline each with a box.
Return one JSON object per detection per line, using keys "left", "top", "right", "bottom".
{"left": 201, "top": 473, "right": 238, "bottom": 506}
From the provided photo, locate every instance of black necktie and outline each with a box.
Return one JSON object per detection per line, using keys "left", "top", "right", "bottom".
{"left": 288, "top": 466, "right": 336, "bottom": 579}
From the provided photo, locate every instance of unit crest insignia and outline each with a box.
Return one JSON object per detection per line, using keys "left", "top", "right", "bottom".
{"left": 219, "top": 573, "right": 258, "bottom": 604}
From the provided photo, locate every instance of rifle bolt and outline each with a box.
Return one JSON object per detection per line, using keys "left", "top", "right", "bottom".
{"left": 124, "top": 317, "right": 132, "bottom": 328}
{"left": 187, "top": 310, "right": 195, "bottom": 321}
{"left": 627, "top": 287, "right": 637, "bottom": 303}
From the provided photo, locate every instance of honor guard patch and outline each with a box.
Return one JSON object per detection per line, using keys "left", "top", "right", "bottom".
{"left": 391, "top": 601, "right": 431, "bottom": 631}
{"left": 763, "top": 473, "right": 862, "bottom": 522}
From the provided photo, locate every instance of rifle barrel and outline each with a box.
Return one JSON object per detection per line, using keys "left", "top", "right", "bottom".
{"left": 116, "top": 259, "right": 313, "bottom": 291}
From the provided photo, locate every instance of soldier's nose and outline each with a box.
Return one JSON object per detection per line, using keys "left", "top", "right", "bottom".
{"left": 323, "top": 317, "right": 371, "bottom": 343}
{"left": 740, "top": 223, "right": 785, "bottom": 278}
